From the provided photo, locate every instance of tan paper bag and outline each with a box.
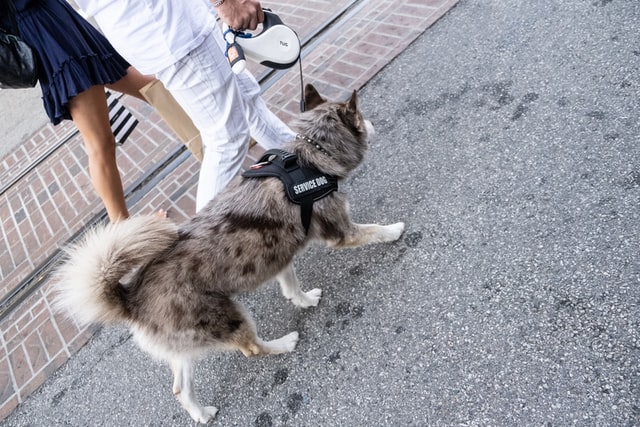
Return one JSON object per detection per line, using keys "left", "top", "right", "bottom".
{"left": 140, "top": 79, "right": 203, "bottom": 162}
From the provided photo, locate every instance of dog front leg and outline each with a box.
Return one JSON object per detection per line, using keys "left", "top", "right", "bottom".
{"left": 170, "top": 357, "right": 218, "bottom": 424}
{"left": 276, "top": 263, "right": 322, "bottom": 308}
{"left": 329, "top": 222, "right": 405, "bottom": 249}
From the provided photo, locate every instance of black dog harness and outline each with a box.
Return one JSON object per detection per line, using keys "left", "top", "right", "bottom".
{"left": 242, "top": 149, "right": 338, "bottom": 234}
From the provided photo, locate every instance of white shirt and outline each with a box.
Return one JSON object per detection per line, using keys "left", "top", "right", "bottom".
{"left": 75, "top": 0, "right": 218, "bottom": 74}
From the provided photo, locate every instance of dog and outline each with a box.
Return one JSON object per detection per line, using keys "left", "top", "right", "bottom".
{"left": 54, "top": 84, "right": 405, "bottom": 423}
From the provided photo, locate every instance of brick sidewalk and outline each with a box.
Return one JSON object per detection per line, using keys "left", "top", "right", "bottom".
{"left": 0, "top": 0, "right": 458, "bottom": 420}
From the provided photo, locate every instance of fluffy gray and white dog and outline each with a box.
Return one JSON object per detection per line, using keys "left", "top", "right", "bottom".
{"left": 54, "top": 84, "right": 405, "bottom": 423}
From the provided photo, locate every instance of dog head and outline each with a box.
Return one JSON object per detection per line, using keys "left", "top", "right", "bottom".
{"left": 290, "top": 84, "right": 374, "bottom": 178}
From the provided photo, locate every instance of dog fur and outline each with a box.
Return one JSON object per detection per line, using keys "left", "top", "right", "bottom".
{"left": 54, "top": 84, "right": 405, "bottom": 423}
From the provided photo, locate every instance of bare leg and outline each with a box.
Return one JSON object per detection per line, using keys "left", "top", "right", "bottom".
{"left": 69, "top": 85, "right": 128, "bottom": 222}
{"left": 170, "top": 358, "right": 218, "bottom": 424}
{"left": 70, "top": 70, "right": 156, "bottom": 222}
{"left": 106, "top": 66, "right": 155, "bottom": 101}
{"left": 276, "top": 263, "right": 322, "bottom": 308}
{"left": 329, "top": 222, "right": 405, "bottom": 249}
{"left": 109, "top": 70, "right": 171, "bottom": 220}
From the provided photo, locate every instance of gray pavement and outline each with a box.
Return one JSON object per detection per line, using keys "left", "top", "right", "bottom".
{"left": 0, "top": 87, "right": 48, "bottom": 158}
{"left": 4, "top": 0, "right": 640, "bottom": 425}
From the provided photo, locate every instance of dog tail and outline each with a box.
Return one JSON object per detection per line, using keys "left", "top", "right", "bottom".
{"left": 53, "top": 214, "right": 178, "bottom": 326}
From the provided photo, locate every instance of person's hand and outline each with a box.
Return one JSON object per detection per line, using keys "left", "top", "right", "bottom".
{"left": 216, "top": 0, "right": 264, "bottom": 31}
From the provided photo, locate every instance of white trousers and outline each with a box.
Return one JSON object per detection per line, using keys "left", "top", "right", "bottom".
{"left": 155, "top": 29, "right": 295, "bottom": 212}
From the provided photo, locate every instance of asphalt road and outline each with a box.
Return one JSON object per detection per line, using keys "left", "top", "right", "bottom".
{"left": 4, "top": 0, "right": 640, "bottom": 425}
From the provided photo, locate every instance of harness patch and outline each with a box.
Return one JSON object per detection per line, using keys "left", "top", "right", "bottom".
{"left": 293, "top": 175, "right": 329, "bottom": 196}
{"left": 242, "top": 149, "right": 338, "bottom": 234}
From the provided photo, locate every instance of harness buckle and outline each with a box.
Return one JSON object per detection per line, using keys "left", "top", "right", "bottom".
{"left": 280, "top": 151, "right": 298, "bottom": 169}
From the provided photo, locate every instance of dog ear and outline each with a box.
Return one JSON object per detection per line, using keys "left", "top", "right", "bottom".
{"left": 342, "top": 90, "right": 361, "bottom": 128}
{"left": 346, "top": 90, "right": 358, "bottom": 114}
{"left": 304, "top": 84, "right": 326, "bottom": 110}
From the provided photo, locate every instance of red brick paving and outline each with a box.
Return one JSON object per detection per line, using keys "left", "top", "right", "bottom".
{"left": 0, "top": 0, "right": 458, "bottom": 420}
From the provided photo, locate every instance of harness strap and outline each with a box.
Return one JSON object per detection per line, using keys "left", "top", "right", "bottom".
{"left": 242, "top": 149, "right": 338, "bottom": 234}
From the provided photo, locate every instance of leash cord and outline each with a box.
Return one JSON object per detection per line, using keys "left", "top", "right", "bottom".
{"left": 298, "top": 55, "right": 305, "bottom": 112}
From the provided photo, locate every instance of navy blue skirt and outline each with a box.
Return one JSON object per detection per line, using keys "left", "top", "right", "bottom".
{"left": 12, "top": 0, "right": 131, "bottom": 125}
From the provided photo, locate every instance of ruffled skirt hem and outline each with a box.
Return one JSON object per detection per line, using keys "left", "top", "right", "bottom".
{"left": 42, "top": 52, "right": 128, "bottom": 125}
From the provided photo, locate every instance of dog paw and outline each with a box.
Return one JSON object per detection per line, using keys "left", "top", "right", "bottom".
{"left": 191, "top": 406, "right": 218, "bottom": 424}
{"left": 204, "top": 406, "right": 219, "bottom": 421}
{"left": 281, "top": 331, "right": 299, "bottom": 352}
{"left": 259, "top": 331, "right": 299, "bottom": 355}
{"left": 385, "top": 222, "right": 405, "bottom": 241}
{"left": 293, "top": 288, "right": 322, "bottom": 308}
{"left": 305, "top": 288, "right": 323, "bottom": 306}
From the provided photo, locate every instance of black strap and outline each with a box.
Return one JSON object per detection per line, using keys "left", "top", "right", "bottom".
{"left": 242, "top": 149, "right": 338, "bottom": 234}
{"left": 298, "top": 57, "right": 305, "bottom": 112}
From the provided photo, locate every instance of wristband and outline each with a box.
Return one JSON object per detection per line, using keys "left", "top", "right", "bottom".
{"left": 213, "top": 0, "right": 224, "bottom": 7}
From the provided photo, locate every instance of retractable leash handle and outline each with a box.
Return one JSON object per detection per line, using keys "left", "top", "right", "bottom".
{"left": 238, "top": 10, "right": 301, "bottom": 69}
{"left": 222, "top": 10, "right": 300, "bottom": 73}
{"left": 222, "top": 10, "right": 306, "bottom": 112}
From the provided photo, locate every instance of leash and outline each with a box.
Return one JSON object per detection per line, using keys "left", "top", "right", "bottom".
{"left": 298, "top": 56, "right": 306, "bottom": 112}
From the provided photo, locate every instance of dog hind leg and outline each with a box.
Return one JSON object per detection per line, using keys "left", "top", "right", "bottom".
{"left": 330, "top": 222, "right": 405, "bottom": 249}
{"left": 276, "top": 263, "right": 322, "bottom": 308}
{"left": 228, "top": 315, "right": 299, "bottom": 357}
{"left": 170, "top": 358, "right": 218, "bottom": 424}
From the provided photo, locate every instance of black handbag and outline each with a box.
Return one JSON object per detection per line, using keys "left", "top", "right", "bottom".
{"left": 0, "top": 0, "right": 39, "bottom": 89}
